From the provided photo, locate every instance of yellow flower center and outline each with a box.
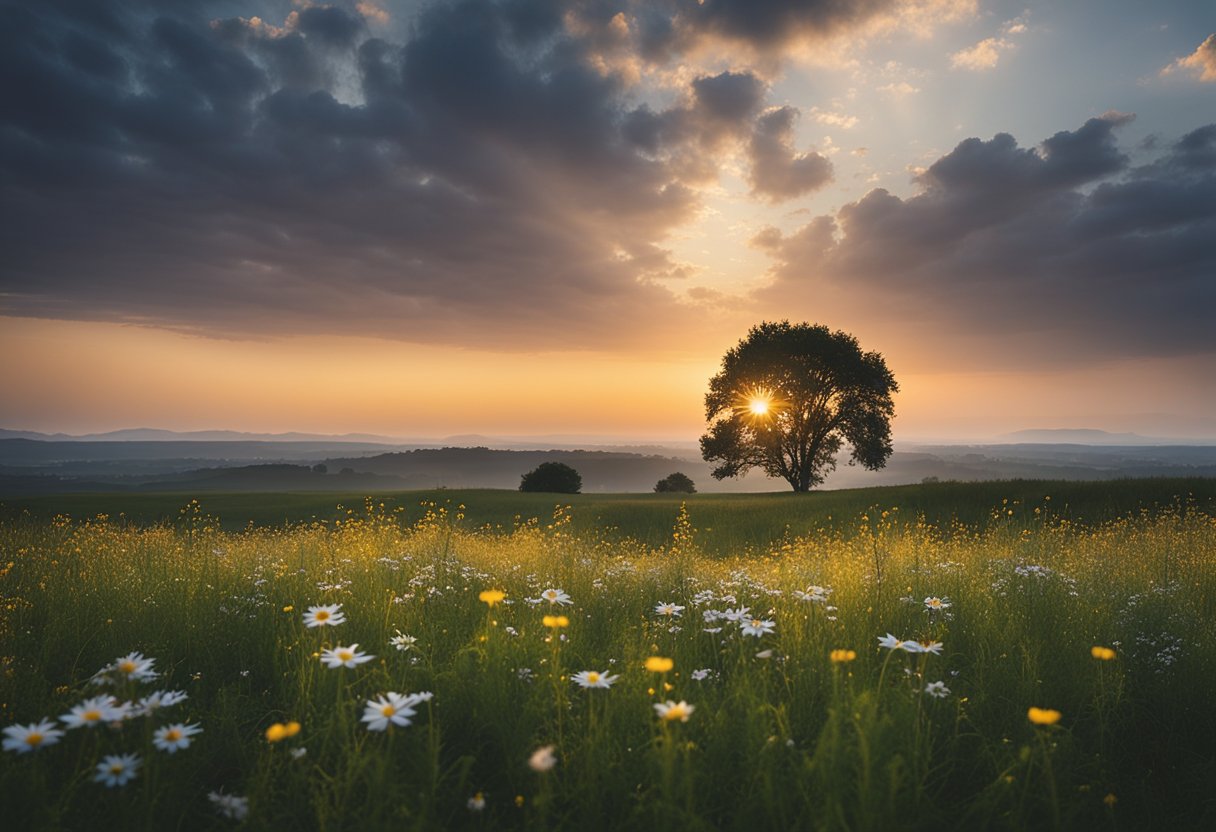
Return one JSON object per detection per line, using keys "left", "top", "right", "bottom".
{"left": 928, "top": 599, "right": 941, "bottom": 607}
{"left": 381, "top": 705, "right": 395, "bottom": 717}
{"left": 165, "top": 729, "right": 181, "bottom": 742}
{"left": 587, "top": 672, "right": 600, "bottom": 684}
{"left": 110, "top": 764, "right": 124, "bottom": 774}
{"left": 664, "top": 705, "right": 688, "bottom": 721}
{"left": 316, "top": 610, "right": 330, "bottom": 621}
{"left": 338, "top": 650, "right": 353, "bottom": 661}
{"left": 119, "top": 661, "right": 137, "bottom": 673}
{"left": 26, "top": 733, "right": 43, "bottom": 746}
{"left": 83, "top": 710, "right": 102, "bottom": 722}
{"left": 751, "top": 619, "right": 763, "bottom": 628}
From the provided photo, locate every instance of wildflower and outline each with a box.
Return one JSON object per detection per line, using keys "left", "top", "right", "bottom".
{"left": 3, "top": 719, "right": 64, "bottom": 754}
{"left": 542, "top": 615, "right": 569, "bottom": 628}
{"left": 303, "top": 604, "right": 345, "bottom": 627}
{"left": 923, "top": 597, "right": 951, "bottom": 612}
{"left": 1091, "top": 646, "right": 1116, "bottom": 661}
{"left": 924, "top": 681, "right": 951, "bottom": 699}
{"left": 540, "top": 588, "right": 573, "bottom": 605}
{"left": 468, "top": 792, "right": 486, "bottom": 811}
{"left": 528, "top": 744, "right": 558, "bottom": 771}
{"left": 319, "top": 644, "right": 375, "bottom": 669}
{"left": 390, "top": 631, "right": 418, "bottom": 651}
{"left": 61, "top": 695, "right": 122, "bottom": 729}
{"left": 721, "top": 606, "right": 751, "bottom": 622}
{"left": 830, "top": 649, "right": 857, "bottom": 663}
{"left": 645, "top": 656, "right": 674, "bottom": 673}
{"left": 909, "top": 640, "right": 944, "bottom": 655}
{"left": 654, "top": 700, "right": 695, "bottom": 722}
{"left": 291, "top": 746, "right": 307, "bottom": 759}
{"left": 654, "top": 602, "right": 685, "bottom": 617}
{"left": 794, "top": 586, "right": 830, "bottom": 603}
{"left": 208, "top": 791, "right": 250, "bottom": 821}
{"left": 754, "top": 649, "right": 774, "bottom": 659}
{"left": 479, "top": 589, "right": 506, "bottom": 607}
{"left": 94, "top": 753, "right": 141, "bottom": 787}
{"left": 572, "top": 670, "right": 619, "bottom": 689}
{"left": 740, "top": 618, "right": 776, "bottom": 637}
{"left": 1028, "top": 707, "right": 1062, "bottom": 726}
{"left": 112, "top": 651, "right": 159, "bottom": 682}
{"left": 265, "top": 721, "right": 301, "bottom": 743}
{"left": 135, "top": 690, "right": 188, "bottom": 716}
{"left": 361, "top": 691, "right": 433, "bottom": 731}
{"left": 1103, "top": 793, "right": 1117, "bottom": 807}
{"left": 877, "top": 633, "right": 911, "bottom": 651}
{"left": 152, "top": 722, "right": 202, "bottom": 753}
{"left": 691, "top": 668, "right": 713, "bottom": 681}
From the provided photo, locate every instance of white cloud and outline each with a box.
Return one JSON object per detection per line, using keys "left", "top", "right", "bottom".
{"left": 1162, "top": 34, "right": 1216, "bottom": 82}
{"left": 950, "top": 36, "right": 1012, "bottom": 71}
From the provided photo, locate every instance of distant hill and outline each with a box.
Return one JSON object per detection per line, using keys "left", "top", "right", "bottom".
{"left": 996, "top": 428, "right": 1210, "bottom": 446}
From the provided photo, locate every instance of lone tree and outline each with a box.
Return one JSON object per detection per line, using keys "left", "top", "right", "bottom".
{"left": 700, "top": 321, "right": 898, "bottom": 492}
{"left": 519, "top": 461, "right": 582, "bottom": 494}
{"left": 654, "top": 472, "right": 697, "bottom": 493}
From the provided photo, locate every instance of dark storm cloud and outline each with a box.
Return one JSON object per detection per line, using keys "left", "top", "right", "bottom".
{"left": 638, "top": 0, "right": 898, "bottom": 60}
{"left": 756, "top": 116, "right": 1216, "bottom": 363}
{"left": 0, "top": 0, "right": 731, "bottom": 348}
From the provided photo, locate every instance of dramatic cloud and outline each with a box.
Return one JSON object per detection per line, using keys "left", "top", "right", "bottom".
{"left": 1, "top": 0, "right": 950, "bottom": 350}
{"left": 1162, "top": 33, "right": 1216, "bottom": 82}
{"left": 755, "top": 115, "right": 1216, "bottom": 365}
{"left": 747, "top": 107, "right": 834, "bottom": 201}
{"left": 0, "top": 0, "right": 720, "bottom": 349}
{"left": 950, "top": 17, "right": 1026, "bottom": 71}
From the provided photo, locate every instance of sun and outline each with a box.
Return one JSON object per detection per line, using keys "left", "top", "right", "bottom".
{"left": 732, "top": 386, "right": 780, "bottom": 420}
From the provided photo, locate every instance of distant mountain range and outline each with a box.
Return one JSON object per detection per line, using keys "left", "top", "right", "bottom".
{"left": 2, "top": 433, "right": 1216, "bottom": 496}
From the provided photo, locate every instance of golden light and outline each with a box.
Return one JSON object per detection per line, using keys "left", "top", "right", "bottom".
{"left": 748, "top": 398, "right": 770, "bottom": 416}
{"left": 733, "top": 385, "right": 780, "bottom": 420}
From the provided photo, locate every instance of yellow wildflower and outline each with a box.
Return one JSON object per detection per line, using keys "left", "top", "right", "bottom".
{"left": 830, "top": 649, "right": 857, "bottom": 663}
{"left": 1091, "top": 646, "right": 1116, "bottom": 661}
{"left": 1027, "top": 707, "right": 1062, "bottom": 726}
{"left": 645, "top": 656, "right": 674, "bottom": 673}
{"left": 479, "top": 589, "right": 506, "bottom": 607}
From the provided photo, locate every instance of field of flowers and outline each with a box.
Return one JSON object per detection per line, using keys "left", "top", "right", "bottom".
{"left": 2, "top": 494, "right": 1215, "bottom": 830}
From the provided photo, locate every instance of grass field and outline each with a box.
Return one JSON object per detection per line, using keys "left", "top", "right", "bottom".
{"left": 2, "top": 481, "right": 1215, "bottom": 830}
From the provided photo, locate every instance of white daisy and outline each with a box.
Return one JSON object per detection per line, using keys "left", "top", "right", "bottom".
{"left": 691, "top": 668, "right": 713, "bottom": 681}
{"left": 302, "top": 604, "right": 345, "bottom": 627}
{"left": 571, "top": 670, "right": 619, "bottom": 689}
{"left": 924, "top": 681, "right": 951, "bottom": 699}
{"left": 152, "top": 722, "right": 202, "bottom": 753}
{"left": 61, "top": 695, "right": 121, "bottom": 729}
{"left": 924, "top": 596, "right": 952, "bottom": 612}
{"left": 3, "top": 719, "right": 64, "bottom": 754}
{"left": 528, "top": 744, "right": 557, "bottom": 771}
{"left": 654, "top": 602, "right": 685, "bottom": 617}
{"left": 739, "top": 618, "right": 776, "bottom": 637}
{"left": 112, "top": 651, "right": 158, "bottom": 682}
{"left": 540, "top": 588, "right": 573, "bottom": 606}
{"left": 134, "top": 690, "right": 189, "bottom": 716}
{"left": 908, "top": 640, "right": 944, "bottom": 655}
{"left": 721, "top": 606, "right": 751, "bottom": 622}
{"left": 361, "top": 691, "right": 432, "bottom": 731}
{"left": 653, "top": 700, "right": 695, "bottom": 722}
{"left": 468, "top": 792, "right": 487, "bottom": 811}
{"left": 877, "top": 633, "right": 913, "bottom": 651}
{"left": 208, "top": 791, "right": 250, "bottom": 820}
{"left": 319, "top": 644, "right": 375, "bottom": 669}
{"left": 389, "top": 631, "right": 418, "bottom": 651}
{"left": 94, "top": 753, "right": 141, "bottom": 787}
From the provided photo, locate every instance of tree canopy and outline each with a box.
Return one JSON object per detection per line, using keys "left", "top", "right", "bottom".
{"left": 654, "top": 472, "right": 697, "bottom": 493}
{"left": 519, "top": 461, "right": 583, "bottom": 494}
{"left": 699, "top": 321, "right": 898, "bottom": 492}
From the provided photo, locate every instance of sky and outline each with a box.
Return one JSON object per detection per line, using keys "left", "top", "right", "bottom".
{"left": 2, "top": 0, "right": 1214, "bottom": 443}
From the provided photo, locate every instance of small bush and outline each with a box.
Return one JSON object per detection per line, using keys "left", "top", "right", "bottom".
{"left": 519, "top": 461, "right": 582, "bottom": 493}
{"left": 655, "top": 472, "right": 696, "bottom": 493}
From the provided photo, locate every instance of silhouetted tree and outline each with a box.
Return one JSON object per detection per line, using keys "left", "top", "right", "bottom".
{"left": 654, "top": 472, "right": 697, "bottom": 493}
{"left": 700, "top": 321, "right": 898, "bottom": 492}
{"left": 311, "top": 463, "right": 328, "bottom": 474}
{"left": 519, "top": 461, "right": 582, "bottom": 494}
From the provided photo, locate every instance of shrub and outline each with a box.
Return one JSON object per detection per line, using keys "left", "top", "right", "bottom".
{"left": 519, "top": 461, "right": 582, "bottom": 493}
{"left": 654, "top": 472, "right": 696, "bottom": 493}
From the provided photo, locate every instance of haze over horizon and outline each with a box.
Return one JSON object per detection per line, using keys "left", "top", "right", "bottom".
{"left": 3, "top": 0, "right": 1213, "bottom": 443}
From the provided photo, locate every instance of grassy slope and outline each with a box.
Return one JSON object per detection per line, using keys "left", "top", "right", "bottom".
{"left": 2, "top": 477, "right": 1214, "bottom": 555}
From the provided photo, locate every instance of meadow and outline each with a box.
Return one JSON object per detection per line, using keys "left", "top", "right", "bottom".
{"left": 2, "top": 481, "right": 1215, "bottom": 830}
